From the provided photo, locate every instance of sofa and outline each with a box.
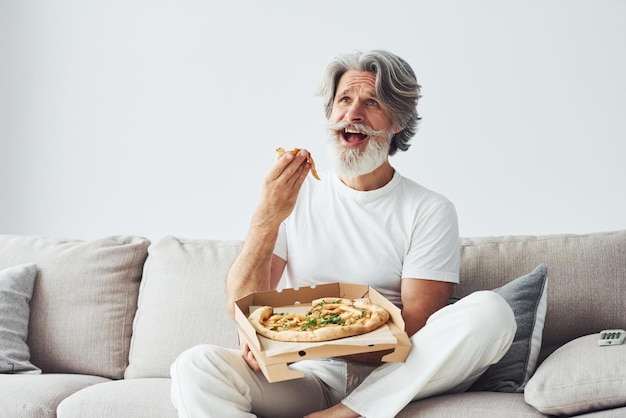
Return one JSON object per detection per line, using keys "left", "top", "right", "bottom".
{"left": 0, "top": 230, "right": 625, "bottom": 418}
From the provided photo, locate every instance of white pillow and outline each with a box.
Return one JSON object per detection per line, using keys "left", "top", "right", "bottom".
{"left": 126, "top": 236, "right": 242, "bottom": 378}
{"left": 0, "top": 234, "right": 150, "bottom": 378}
{"left": 525, "top": 333, "right": 626, "bottom": 415}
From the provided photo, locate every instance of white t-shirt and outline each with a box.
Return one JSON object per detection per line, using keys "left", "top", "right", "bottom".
{"left": 273, "top": 170, "right": 460, "bottom": 308}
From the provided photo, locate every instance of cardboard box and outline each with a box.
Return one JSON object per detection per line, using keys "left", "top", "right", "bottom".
{"left": 234, "top": 282, "right": 411, "bottom": 382}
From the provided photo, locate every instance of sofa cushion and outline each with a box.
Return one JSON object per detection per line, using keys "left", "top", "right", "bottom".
{"left": 0, "top": 235, "right": 150, "bottom": 379}
{"left": 524, "top": 333, "right": 626, "bottom": 416}
{"left": 0, "top": 373, "right": 110, "bottom": 418}
{"left": 470, "top": 264, "right": 548, "bottom": 393}
{"left": 456, "top": 230, "right": 626, "bottom": 363}
{"left": 58, "top": 378, "right": 176, "bottom": 418}
{"left": 397, "top": 392, "right": 544, "bottom": 417}
{"left": 125, "top": 236, "right": 242, "bottom": 379}
{"left": 0, "top": 263, "right": 40, "bottom": 374}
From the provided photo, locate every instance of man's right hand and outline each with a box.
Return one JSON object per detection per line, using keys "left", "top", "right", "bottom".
{"left": 241, "top": 341, "right": 261, "bottom": 372}
{"left": 255, "top": 148, "right": 311, "bottom": 228}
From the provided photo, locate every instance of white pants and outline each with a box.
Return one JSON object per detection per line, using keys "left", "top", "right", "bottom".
{"left": 170, "top": 291, "right": 516, "bottom": 418}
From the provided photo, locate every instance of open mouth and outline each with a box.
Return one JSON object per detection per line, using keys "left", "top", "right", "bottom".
{"left": 341, "top": 127, "right": 368, "bottom": 144}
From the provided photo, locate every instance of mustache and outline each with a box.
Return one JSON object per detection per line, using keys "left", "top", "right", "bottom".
{"left": 327, "top": 120, "right": 386, "bottom": 138}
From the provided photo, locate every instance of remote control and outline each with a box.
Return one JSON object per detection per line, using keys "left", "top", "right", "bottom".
{"left": 598, "top": 329, "right": 626, "bottom": 346}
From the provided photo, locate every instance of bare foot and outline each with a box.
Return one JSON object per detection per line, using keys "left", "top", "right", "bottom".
{"left": 304, "top": 403, "right": 360, "bottom": 418}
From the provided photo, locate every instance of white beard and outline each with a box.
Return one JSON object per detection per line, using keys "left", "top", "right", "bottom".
{"left": 326, "top": 129, "right": 393, "bottom": 178}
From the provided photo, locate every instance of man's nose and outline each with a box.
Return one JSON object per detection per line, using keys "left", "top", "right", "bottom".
{"left": 345, "top": 102, "right": 364, "bottom": 122}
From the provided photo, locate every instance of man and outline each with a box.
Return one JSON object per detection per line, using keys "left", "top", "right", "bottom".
{"left": 171, "top": 50, "right": 516, "bottom": 418}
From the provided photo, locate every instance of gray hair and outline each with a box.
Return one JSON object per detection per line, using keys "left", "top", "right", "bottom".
{"left": 317, "top": 50, "right": 422, "bottom": 155}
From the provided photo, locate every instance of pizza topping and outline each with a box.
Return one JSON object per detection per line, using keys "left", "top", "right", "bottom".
{"left": 248, "top": 297, "right": 390, "bottom": 342}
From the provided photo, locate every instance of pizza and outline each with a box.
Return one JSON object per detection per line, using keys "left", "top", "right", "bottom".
{"left": 276, "top": 147, "right": 321, "bottom": 180}
{"left": 248, "top": 297, "right": 390, "bottom": 342}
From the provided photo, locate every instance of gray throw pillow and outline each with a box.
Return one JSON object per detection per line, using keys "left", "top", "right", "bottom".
{"left": 0, "top": 263, "right": 41, "bottom": 374}
{"left": 470, "top": 264, "right": 548, "bottom": 392}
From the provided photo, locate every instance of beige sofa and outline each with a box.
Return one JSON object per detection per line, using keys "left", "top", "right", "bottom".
{"left": 0, "top": 230, "right": 625, "bottom": 418}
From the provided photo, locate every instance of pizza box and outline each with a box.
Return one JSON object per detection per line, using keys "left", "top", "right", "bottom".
{"left": 234, "top": 282, "right": 411, "bottom": 383}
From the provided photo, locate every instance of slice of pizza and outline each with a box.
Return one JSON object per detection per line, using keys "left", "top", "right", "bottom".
{"left": 248, "top": 297, "right": 390, "bottom": 342}
{"left": 276, "top": 147, "right": 321, "bottom": 180}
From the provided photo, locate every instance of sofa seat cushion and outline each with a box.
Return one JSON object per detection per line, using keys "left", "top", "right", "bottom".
{"left": 396, "top": 392, "right": 544, "bottom": 417}
{"left": 0, "top": 235, "right": 150, "bottom": 379}
{"left": 0, "top": 373, "right": 110, "bottom": 418}
{"left": 126, "top": 236, "right": 242, "bottom": 379}
{"left": 576, "top": 407, "right": 626, "bottom": 417}
{"left": 58, "top": 378, "right": 176, "bottom": 418}
{"left": 525, "top": 333, "right": 626, "bottom": 416}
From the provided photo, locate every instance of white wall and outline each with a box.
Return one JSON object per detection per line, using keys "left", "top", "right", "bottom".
{"left": 1, "top": 0, "right": 625, "bottom": 241}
